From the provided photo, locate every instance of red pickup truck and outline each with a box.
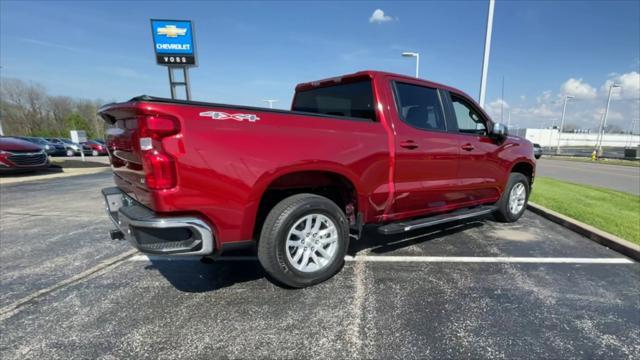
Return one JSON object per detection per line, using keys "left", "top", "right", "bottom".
{"left": 100, "top": 70, "right": 535, "bottom": 287}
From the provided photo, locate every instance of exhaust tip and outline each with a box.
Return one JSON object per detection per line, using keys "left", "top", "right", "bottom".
{"left": 110, "top": 229, "right": 125, "bottom": 240}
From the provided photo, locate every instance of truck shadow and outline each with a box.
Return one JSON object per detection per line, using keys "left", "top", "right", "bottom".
{"left": 349, "top": 218, "right": 487, "bottom": 256}
{"left": 144, "top": 258, "right": 264, "bottom": 293}
{"left": 147, "top": 216, "right": 489, "bottom": 293}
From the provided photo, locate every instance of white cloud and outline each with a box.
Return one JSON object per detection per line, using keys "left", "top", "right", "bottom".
{"left": 536, "top": 90, "right": 553, "bottom": 104}
{"left": 560, "top": 78, "right": 597, "bottom": 99}
{"left": 369, "top": 9, "right": 394, "bottom": 23}
{"left": 485, "top": 99, "right": 510, "bottom": 120}
{"left": 601, "top": 71, "right": 640, "bottom": 100}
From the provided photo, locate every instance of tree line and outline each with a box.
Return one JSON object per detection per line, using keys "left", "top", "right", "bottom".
{"left": 0, "top": 77, "right": 109, "bottom": 139}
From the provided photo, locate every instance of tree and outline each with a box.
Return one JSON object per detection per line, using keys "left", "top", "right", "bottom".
{"left": 63, "top": 113, "right": 92, "bottom": 138}
{"left": 48, "top": 96, "right": 74, "bottom": 136}
{"left": 0, "top": 77, "right": 103, "bottom": 138}
{"left": 1, "top": 78, "right": 51, "bottom": 136}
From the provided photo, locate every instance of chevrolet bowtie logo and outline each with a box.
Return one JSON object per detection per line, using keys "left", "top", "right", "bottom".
{"left": 157, "top": 25, "right": 187, "bottom": 38}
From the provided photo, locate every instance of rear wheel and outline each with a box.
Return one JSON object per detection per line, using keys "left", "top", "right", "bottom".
{"left": 92, "top": 150, "right": 99, "bottom": 156}
{"left": 494, "top": 172, "right": 530, "bottom": 222}
{"left": 258, "top": 193, "right": 349, "bottom": 288}
{"left": 66, "top": 149, "right": 74, "bottom": 157}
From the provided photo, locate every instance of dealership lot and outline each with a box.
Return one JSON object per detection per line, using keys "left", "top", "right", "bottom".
{"left": 1, "top": 173, "right": 638, "bottom": 359}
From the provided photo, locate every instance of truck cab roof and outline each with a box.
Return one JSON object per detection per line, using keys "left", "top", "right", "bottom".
{"left": 295, "top": 70, "right": 470, "bottom": 98}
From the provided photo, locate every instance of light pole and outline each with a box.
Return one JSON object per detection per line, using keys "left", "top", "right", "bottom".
{"left": 595, "top": 83, "right": 621, "bottom": 155}
{"left": 556, "top": 95, "right": 574, "bottom": 154}
{"left": 401, "top": 52, "right": 420, "bottom": 78}
{"left": 478, "top": 0, "right": 495, "bottom": 109}
{"left": 263, "top": 99, "right": 279, "bottom": 109}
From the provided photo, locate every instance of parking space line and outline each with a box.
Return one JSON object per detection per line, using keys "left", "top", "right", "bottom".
{"left": 344, "top": 256, "right": 634, "bottom": 264}
{"left": 129, "top": 254, "right": 634, "bottom": 264}
{"left": 0, "top": 249, "right": 138, "bottom": 320}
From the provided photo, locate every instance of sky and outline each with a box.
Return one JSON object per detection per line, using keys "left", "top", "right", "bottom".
{"left": 1, "top": 0, "right": 639, "bottom": 131}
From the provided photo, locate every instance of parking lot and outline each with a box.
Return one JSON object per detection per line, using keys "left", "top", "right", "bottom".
{"left": 1, "top": 172, "right": 639, "bottom": 359}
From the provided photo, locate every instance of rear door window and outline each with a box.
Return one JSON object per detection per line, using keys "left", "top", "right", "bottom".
{"left": 393, "top": 82, "right": 446, "bottom": 131}
{"left": 292, "top": 80, "right": 376, "bottom": 121}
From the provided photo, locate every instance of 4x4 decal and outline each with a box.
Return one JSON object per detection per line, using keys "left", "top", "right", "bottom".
{"left": 199, "top": 111, "right": 260, "bottom": 122}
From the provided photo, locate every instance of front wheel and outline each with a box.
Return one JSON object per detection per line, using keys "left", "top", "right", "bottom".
{"left": 494, "top": 173, "right": 530, "bottom": 222}
{"left": 258, "top": 194, "right": 349, "bottom": 288}
{"left": 92, "top": 150, "right": 99, "bottom": 156}
{"left": 66, "top": 149, "right": 74, "bottom": 157}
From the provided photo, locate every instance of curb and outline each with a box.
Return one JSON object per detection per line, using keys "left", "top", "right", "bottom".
{"left": 0, "top": 167, "right": 110, "bottom": 185}
{"left": 527, "top": 202, "right": 640, "bottom": 262}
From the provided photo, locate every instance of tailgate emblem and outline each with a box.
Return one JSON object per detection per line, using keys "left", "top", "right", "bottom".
{"left": 199, "top": 111, "right": 260, "bottom": 122}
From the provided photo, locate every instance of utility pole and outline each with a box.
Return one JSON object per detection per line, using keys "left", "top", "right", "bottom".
{"left": 594, "top": 83, "right": 621, "bottom": 155}
{"left": 263, "top": 99, "right": 279, "bottom": 109}
{"left": 556, "top": 95, "right": 574, "bottom": 154}
{"left": 500, "top": 76, "right": 505, "bottom": 123}
{"left": 478, "top": 0, "right": 495, "bottom": 108}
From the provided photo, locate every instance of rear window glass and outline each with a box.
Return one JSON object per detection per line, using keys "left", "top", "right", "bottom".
{"left": 292, "top": 80, "right": 376, "bottom": 121}
{"left": 394, "top": 82, "right": 446, "bottom": 131}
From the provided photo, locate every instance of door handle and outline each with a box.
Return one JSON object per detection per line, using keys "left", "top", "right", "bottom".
{"left": 461, "top": 143, "right": 475, "bottom": 151}
{"left": 400, "top": 140, "right": 419, "bottom": 150}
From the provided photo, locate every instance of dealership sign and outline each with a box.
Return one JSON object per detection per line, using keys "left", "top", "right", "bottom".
{"left": 151, "top": 19, "right": 196, "bottom": 66}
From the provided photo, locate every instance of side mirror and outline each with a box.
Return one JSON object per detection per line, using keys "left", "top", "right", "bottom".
{"left": 491, "top": 122, "right": 508, "bottom": 139}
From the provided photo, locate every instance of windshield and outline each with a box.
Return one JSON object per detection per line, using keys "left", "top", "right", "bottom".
{"left": 292, "top": 80, "right": 376, "bottom": 121}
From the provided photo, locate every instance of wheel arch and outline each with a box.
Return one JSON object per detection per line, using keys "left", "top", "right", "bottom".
{"left": 510, "top": 160, "right": 535, "bottom": 186}
{"left": 243, "top": 163, "right": 363, "bottom": 241}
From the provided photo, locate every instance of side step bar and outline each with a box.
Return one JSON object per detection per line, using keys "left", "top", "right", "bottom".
{"left": 378, "top": 205, "right": 496, "bottom": 235}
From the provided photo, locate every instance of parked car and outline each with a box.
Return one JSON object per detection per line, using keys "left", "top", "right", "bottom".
{"left": 17, "top": 136, "right": 66, "bottom": 156}
{"left": 0, "top": 136, "right": 50, "bottom": 173}
{"left": 100, "top": 70, "right": 536, "bottom": 288}
{"left": 81, "top": 140, "right": 108, "bottom": 156}
{"left": 45, "top": 137, "right": 91, "bottom": 156}
{"left": 533, "top": 143, "right": 542, "bottom": 159}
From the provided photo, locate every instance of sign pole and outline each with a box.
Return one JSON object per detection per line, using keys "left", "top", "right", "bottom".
{"left": 183, "top": 67, "right": 191, "bottom": 100}
{"left": 168, "top": 67, "right": 177, "bottom": 99}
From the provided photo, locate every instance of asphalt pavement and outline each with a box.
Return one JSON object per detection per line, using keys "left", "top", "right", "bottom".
{"left": 536, "top": 158, "right": 640, "bottom": 195}
{"left": 1, "top": 172, "right": 639, "bottom": 359}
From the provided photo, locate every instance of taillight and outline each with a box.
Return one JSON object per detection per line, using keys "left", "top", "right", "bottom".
{"left": 142, "top": 150, "right": 176, "bottom": 189}
{"left": 141, "top": 115, "right": 180, "bottom": 139}
{"left": 138, "top": 115, "right": 180, "bottom": 190}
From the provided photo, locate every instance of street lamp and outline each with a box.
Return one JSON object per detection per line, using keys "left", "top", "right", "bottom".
{"left": 594, "top": 83, "right": 621, "bottom": 155}
{"left": 401, "top": 52, "right": 420, "bottom": 78}
{"left": 556, "top": 95, "right": 574, "bottom": 154}
{"left": 478, "top": 0, "right": 495, "bottom": 109}
{"left": 263, "top": 99, "right": 279, "bottom": 109}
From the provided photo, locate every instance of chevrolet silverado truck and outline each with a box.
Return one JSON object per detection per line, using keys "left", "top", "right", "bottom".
{"left": 100, "top": 70, "right": 535, "bottom": 288}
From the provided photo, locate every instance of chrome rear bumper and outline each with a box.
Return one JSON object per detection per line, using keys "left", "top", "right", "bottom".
{"left": 102, "top": 187, "right": 214, "bottom": 255}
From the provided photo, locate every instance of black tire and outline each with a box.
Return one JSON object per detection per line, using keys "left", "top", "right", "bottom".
{"left": 257, "top": 193, "right": 349, "bottom": 288}
{"left": 494, "top": 172, "right": 530, "bottom": 222}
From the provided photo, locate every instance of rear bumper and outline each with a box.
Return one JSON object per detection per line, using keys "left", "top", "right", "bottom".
{"left": 102, "top": 187, "right": 214, "bottom": 255}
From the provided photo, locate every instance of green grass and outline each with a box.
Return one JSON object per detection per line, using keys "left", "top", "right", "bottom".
{"left": 530, "top": 177, "right": 640, "bottom": 244}
{"left": 544, "top": 156, "right": 640, "bottom": 167}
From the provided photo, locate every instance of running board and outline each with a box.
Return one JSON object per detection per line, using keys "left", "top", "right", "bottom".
{"left": 378, "top": 206, "right": 496, "bottom": 235}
